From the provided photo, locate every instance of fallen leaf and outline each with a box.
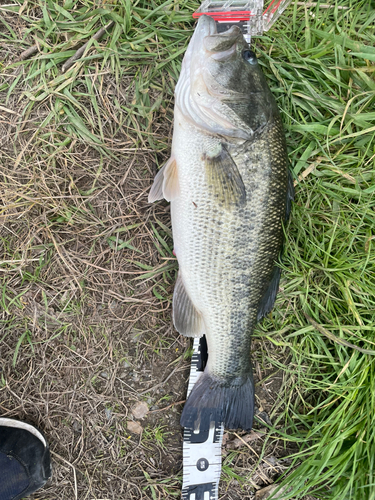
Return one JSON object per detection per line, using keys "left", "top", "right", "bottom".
{"left": 255, "top": 484, "right": 287, "bottom": 500}
{"left": 222, "top": 432, "right": 230, "bottom": 447}
{"left": 131, "top": 401, "right": 149, "bottom": 419}
{"left": 127, "top": 420, "right": 143, "bottom": 434}
{"left": 225, "top": 430, "right": 265, "bottom": 449}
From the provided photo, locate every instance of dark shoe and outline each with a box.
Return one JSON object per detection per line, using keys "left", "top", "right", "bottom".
{"left": 0, "top": 418, "right": 52, "bottom": 500}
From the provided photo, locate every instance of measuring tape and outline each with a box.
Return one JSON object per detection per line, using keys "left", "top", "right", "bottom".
{"left": 181, "top": 337, "right": 224, "bottom": 500}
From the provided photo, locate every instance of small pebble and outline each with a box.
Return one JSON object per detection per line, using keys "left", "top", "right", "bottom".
{"left": 127, "top": 420, "right": 143, "bottom": 434}
{"left": 131, "top": 401, "right": 149, "bottom": 419}
{"left": 266, "top": 456, "right": 277, "bottom": 466}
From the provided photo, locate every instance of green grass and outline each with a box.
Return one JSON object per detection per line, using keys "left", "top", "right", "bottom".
{"left": 0, "top": 0, "right": 374, "bottom": 498}
{"left": 252, "top": 1, "right": 375, "bottom": 497}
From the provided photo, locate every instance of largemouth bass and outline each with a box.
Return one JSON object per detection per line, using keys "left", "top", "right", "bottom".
{"left": 149, "top": 15, "right": 293, "bottom": 431}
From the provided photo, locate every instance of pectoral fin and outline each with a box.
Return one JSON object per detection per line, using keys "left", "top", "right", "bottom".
{"left": 173, "top": 273, "right": 203, "bottom": 337}
{"left": 148, "top": 156, "right": 180, "bottom": 203}
{"left": 204, "top": 144, "right": 246, "bottom": 209}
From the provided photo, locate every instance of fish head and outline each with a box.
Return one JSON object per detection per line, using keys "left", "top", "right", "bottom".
{"left": 175, "top": 15, "right": 278, "bottom": 140}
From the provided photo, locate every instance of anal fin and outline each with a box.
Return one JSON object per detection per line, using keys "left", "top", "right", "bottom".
{"left": 173, "top": 273, "right": 203, "bottom": 337}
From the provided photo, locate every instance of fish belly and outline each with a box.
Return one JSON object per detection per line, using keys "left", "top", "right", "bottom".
{"left": 171, "top": 106, "right": 288, "bottom": 430}
{"left": 171, "top": 110, "right": 287, "bottom": 380}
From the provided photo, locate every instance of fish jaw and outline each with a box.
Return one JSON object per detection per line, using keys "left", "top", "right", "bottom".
{"left": 175, "top": 14, "right": 278, "bottom": 140}
{"left": 175, "top": 16, "right": 254, "bottom": 140}
{"left": 176, "top": 15, "right": 216, "bottom": 103}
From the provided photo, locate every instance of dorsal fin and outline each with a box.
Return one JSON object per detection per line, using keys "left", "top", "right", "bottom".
{"left": 286, "top": 169, "right": 294, "bottom": 221}
{"left": 256, "top": 265, "right": 282, "bottom": 322}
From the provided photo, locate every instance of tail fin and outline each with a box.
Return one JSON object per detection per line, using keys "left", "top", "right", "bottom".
{"left": 180, "top": 369, "right": 254, "bottom": 431}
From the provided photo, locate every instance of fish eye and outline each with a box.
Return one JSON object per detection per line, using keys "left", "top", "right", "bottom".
{"left": 242, "top": 49, "right": 257, "bottom": 64}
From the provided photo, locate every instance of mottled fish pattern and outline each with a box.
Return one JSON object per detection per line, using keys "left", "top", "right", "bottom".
{"left": 149, "top": 16, "right": 293, "bottom": 431}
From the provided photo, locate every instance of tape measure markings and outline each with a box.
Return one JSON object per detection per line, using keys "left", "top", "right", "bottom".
{"left": 182, "top": 337, "right": 224, "bottom": 500}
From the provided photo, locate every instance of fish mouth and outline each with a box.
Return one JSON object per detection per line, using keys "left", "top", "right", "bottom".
{"left": 175, "top": 15, "right": 253, "bottom": 140}
{"left": 209, "top": 42, "right": 237, "bottom": 61}
{"left": 190, "top": 14, "right": 217, "bottom": 55}
{"left": 195, "top": 14, "right": 217, "bottom": 38}
{"left": 196, "top": 16, "right": 242, "bottom": 62}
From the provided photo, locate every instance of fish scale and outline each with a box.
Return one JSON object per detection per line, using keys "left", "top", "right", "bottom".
{"left": 149, "top": 15, "right": 293, "bottom": 433}
{"left": 172, "top": 119, "right": 287, "bottom": 382}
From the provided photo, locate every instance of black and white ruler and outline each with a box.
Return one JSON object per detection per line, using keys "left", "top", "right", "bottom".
{"left": 182, "top": 337, "right": 224, "bottom": 500}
